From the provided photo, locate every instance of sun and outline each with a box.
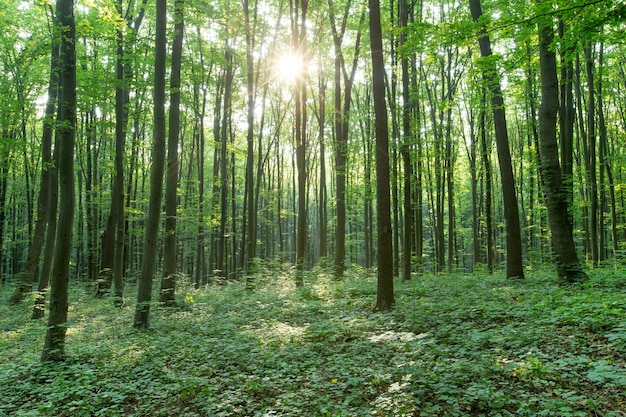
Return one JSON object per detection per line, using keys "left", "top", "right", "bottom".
{"left": 275, "top": 52, "right": 304, "bottom": 84}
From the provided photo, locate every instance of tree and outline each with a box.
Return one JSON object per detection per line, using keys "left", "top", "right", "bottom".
{"left": 133, "top": 0, "right": 167, "bottom": 329}
{"left": 327, "top": 0, "right": 365, "bottom": 278}
{"left": 469, "top": 0, "right": 524, "bottom": 279}
{"left": 159, "top": 0, "right": 185, "bottom": 305}
{"left": 536, "top": 11, "right": 587, "bottom": 283}
{"left": 41, "top": 0, "right": 76, "bottom": 361}
{"left": 10, "top": 9, "right": 59, "bottom": 305}
{"left": 290, "top": 0, "right": 308, "bottom": 286}
{"left": 369, "top": 0, "right": 394, "bottom": 311}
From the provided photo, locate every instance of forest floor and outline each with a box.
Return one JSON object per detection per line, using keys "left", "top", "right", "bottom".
{"left": 1, "top": 265, "right": 625, "bottom": 417}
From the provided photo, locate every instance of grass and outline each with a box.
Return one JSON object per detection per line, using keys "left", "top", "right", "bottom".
{"left": 1, "top": 266, "right": 625, "bottom": 416}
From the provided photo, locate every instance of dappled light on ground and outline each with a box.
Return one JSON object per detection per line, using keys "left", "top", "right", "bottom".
{"left": 1, "top": 268, "right": 625, "bottom": 416}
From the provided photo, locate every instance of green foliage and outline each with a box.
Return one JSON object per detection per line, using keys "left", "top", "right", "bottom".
{"left": 1, "top": 268, "right": 625, "bottom": 416}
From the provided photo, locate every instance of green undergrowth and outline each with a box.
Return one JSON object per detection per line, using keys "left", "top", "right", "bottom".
{"left": 1, "top": 266, "right": 625, "bottom": 416}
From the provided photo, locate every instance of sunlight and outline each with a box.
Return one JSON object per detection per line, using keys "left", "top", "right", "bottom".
{"left": 275, "top": 52, "right": 304, "bottom": 84}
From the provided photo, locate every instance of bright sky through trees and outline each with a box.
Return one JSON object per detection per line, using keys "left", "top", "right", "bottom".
{"left": 275, "top": 52, "right": 304, "bottom": 83}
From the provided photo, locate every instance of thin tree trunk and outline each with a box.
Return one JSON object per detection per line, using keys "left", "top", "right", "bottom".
{"left": 10, "top": 38, "right": 59, "bottom": 304}
{"left": 469, "top": 0, "right": 524, "bottom": 279}
{"left": 399, "top": 0, "right": 413, "bottom": 281}
{"left": 480, "top": 91, "right": 494, "bottom": 273}
{"left": 290, "top": 0, "right": 308, "bottom": 286}
{"left": 584, "top": 43, "right": 599, "bottom": 265}
{"left": 597, "top": 42, "right": 618, "bottom": 257}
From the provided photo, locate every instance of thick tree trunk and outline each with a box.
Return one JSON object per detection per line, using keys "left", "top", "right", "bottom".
{"left": 133, "top": 0, "right": 167, "bottom": 329}
{"left": 160, "top": 0, "right": 184, "bottom": 305}
{"left": 537, "top": 17, "right": 587, "bottom": 283}
{"left": 42, "top": 0, "right": 76, "bottom": 361}
{"left": 370, "top": 0, "right": 394, "bottom": 311}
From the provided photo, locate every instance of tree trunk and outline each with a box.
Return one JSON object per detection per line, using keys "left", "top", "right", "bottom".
{"left": 536, "top": 16, "right": 587, "bottom": 283}
{"left": 480, "top": 91, "right": 494, "bottom": 273}
{"left": 290, "top": 0, "right": 308, "bottom": 286}
{"left": 10, "top": 37, "right": 59, "bottom": 305}
{"left": 243, "top": 0, "right": 257, "bottom": 274}
{"left": 584, "top": 43, "right": 599, "bottom": 265}
{"left": 160, "top": 0, "right": 184, "bottom": 304}
{"left": 111, "top": 0, "right": 127, "bottom": 306}
{"left": 469, "top": 0, "right": 524, "bottom": 279}
{"left": 318, "top": 76, "right": 328, "bottom": 261}
{"left": 399, "top": 0, "right": 413, "bottom": 281}
{"left": 133, "top": 0, "right": 167, "bottom": 329}
{"left": 370, "top": 0, "right": 394, "bottom": 311}
{"left": 597, "top": 42, "right": 618, "bottom": 257}
{"left": 42, "top": 0, "right": 76, "bottom": 361}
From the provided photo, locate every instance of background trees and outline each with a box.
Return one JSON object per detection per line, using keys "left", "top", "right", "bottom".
{"left": 2, "top": 0, "right": 626, "bottom": 324}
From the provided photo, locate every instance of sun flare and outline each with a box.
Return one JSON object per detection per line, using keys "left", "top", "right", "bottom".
{"left": 275, "top": 52, "right": 304, "bottom": 83}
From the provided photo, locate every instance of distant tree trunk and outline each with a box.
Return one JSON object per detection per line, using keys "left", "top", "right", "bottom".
{"left": 85, "top": 111, "right": 99, "bottom": 283}
{"left": 133, "top": 0, "right": 167, "bottom": 329}
{"left": 399, "top": 0, "right": 413, "bottom": 281}
{"left": 479, "top": 89, "right": 494, "bottom": 273}
{"left": 290, "top": 0, "right": 308, "bottom": 286}
{"left": 469, "top": 0, "right": 524, "bottom": 279}
{"left": 328, "top": 0, "right": 364, "bottom": 278}
{"left": 193, "top": 28, "right": 209, "bottom": 288}
{"left": 111, "top": 0, "right": 127, "bottom": 306}
{"left": 42, "top": 0, "right": 76, "bottom": 361}
{"left": 10, "top": 37, "right": 59, "bottom": 305}
{"left": 584, "top": 43, "right": 599, "bottom": 265}
{"left": 464, "top": 93, "right": 479, "bottom": 272}
{"left": 536, "top": 16, "right": 587, "bottom": 283}
{"left": 243, "top": 0, "right": 257, "bottom": 273}
{"left": 0, "top": 139, "right": 12, "bottom": 286}
{"left": 575, "top": 55, "right": 591, "bottom": 257}
{"left": 597, "top": 43, "right": 618, "bottom": 256}
{"left": 357, "top": 89, "right": 375, "bottom": 269}
{"left": 370, "top": 0, "right": 394, "bottom": 311}
{"left": 318, "top": 76, "right": 328, "bottom": 260}
{"left": 525, "top": 42, "right": 541, "bottom": 263}
{"left": 160, "top": 0, "right": 184, "bottom": 305}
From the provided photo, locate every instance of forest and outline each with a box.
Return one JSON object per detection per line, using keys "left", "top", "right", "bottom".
{"left": 1, "top": 0, "right": 626, "bottom": 415}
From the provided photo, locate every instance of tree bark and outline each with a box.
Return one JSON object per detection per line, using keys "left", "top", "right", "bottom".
{"left": 243, "top": 0, "right": 257, "bottom": 274}
{"left": 536, "top": 16, "right": 587, "bottom": 283}
{"left": 133, "top": 0, "right": 167, "bottom": 329}
{"left": 10, "top": 36, "right": 59, "bottom": 305}
{"left": 160, "top": 0, "right": 184, "bottom": 305}
{"left": 469, "top": 0, "right": 524, "bottom": 279}
{"left": 370, "top": 0, "right": 394, "bottom": 311}
{"left": 399, "top": 0, "right": 413, "bottom": 281}
{"left": 42, "top": 0, "right": 76, "bottom": 361}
